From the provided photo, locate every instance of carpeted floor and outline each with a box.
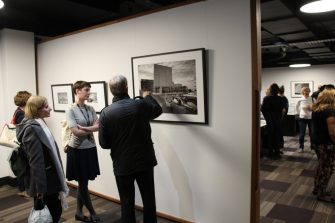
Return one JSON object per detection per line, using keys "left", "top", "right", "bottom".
{"left": 0, "top": 185, "right": 177, "bottom": 223}
{"left": 4, "top": 136, "right": 333, "bottom": 223}
{"left": 260, "top": 136, "right": 335, "bottom": 223}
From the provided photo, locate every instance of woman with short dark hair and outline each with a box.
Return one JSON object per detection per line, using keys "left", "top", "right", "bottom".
{"left": 66, "top": 80, "right": 100, "bottom": 222}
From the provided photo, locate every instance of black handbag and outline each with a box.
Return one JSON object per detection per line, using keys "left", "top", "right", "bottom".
{"left": 9, "top": 146, "right": 29, "bottom": 177}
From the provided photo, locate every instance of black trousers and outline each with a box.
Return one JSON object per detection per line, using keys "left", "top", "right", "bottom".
{"left": 115, "top": 168, "right": 157, "bottom": 223}
{"left": 17, "top": 176, "right": 25, "bottom": 192}
{"left": 43, "top": 193, "right": 62, "bottom": 223}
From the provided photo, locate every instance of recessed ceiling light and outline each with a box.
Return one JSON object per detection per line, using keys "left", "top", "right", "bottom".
{"left": 0, "top": 0, "right": 4, "bottom": 9}
{"left": 300, "top": 0, "right": 335, "bottom": 13}
{"left": 289, "top": 64, "right": 311, "bottom": 68}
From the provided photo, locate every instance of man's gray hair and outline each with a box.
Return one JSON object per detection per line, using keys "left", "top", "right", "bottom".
{"left": 109, "top": 75, "right": 128, "bottom": 96}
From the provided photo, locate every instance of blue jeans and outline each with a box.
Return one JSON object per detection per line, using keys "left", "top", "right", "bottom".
{"left": 298, "top": 118, "right": 311, "bottom": 150}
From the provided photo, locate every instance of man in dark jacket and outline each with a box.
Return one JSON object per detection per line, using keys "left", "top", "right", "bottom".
{"left": 99, "top": 75, "right": 162, "bottom": 223}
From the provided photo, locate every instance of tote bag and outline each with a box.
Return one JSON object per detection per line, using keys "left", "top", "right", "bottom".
{"left": 28, "top": 198, "right": 53, "bottom": 223}
{"left": 61, "top": 119, "right": 71, "bottom": 153}
{"left": 0, "top": 123, "right": 19, "bottom": 148}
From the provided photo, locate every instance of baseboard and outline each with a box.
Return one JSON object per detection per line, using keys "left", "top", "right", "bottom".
{"left": 67, "top": 182, "right": 194, "bottom": 223}
{"left": 0, "top": 176, "right": 18, "bottom": 187}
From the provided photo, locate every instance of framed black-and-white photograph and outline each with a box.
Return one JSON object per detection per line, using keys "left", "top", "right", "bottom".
{"left": 290, "top": 81, "right": 314, "bottom": 98}
{"left": 51, "top": 84, "right": 74, "bottom": 112}
{"left": 87, "top": 81, "right": 108, "bottom": 113}
{"left": 132, "top": 48, "right": 207, "bottom": 124}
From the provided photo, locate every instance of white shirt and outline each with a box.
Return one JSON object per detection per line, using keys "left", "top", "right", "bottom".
{"left": 296, "top": 96, "right": 313, "bottom": 119}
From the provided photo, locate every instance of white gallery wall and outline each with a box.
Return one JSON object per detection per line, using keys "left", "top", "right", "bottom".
{"left": 0, "top": 29, "right": 36, "bottom": 178}
{"left": 262, "top": 65, "right": 335, "bottom": 114}
{"left": 35, "top": 0, "right": 253, "bottom": 222}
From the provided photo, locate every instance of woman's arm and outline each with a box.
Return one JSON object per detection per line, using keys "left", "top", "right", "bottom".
{"left": 327, "top": 116, "right": 335, "bottom": 144}
{"left": 77, "top": 119, "right": 99, "bottom": 132}
{"left": 296, "top": 100, "right": 301, "bottom": 115}
{"left": 70, "top": 126, "right": 92, "bottom": 136}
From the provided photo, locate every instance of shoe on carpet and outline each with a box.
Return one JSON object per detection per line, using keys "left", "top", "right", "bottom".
{"left": 75, "top": 214, "right": 92, "bottom": 222}
{"left": 313, "top": 189, "right": 332, "bottom": 196}
{"left": 317, "top": 195, "right": 335, "bottom": 203}
{"left": 17, "top": 191, "right": 29, "bottom": 197}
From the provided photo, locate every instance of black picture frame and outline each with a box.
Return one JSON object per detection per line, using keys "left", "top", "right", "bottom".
{"left": 86, "top": 81, "right": 108, "bottom": 113}
{"left": 51, "top": 84, "right": 74, "bottom": 112}
{"left": 290, "top": 81, "right": 314, "bottom": 98}
{"left": 131, "top": 48, "right": 207, "bottom": 124}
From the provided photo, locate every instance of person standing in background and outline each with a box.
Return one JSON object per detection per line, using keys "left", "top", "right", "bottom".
{"left": 66, "top": 81, "right": 100, "bottom": 222}
{"left": 311, "top": 85, "right": 323, "bottom": 102}
{"left": 13, "top": 90, "right": 31, "bottom": 197}
{"left": 311, "top": 89, "right": 335, "bottom": 202}
{"left": 296, "top": 87, "right": 313, "bottom": 152}
{"left": 99, "top": 75, "right": 162, "bottom": 223}
{"left": 16, "top": 96, "right": 69, "bottom": 222}
{"left": 278, "top": 85, "right": 289, "bottom": 149}
{"left": 261, "top": 83, "right": 286, "bottom": 159}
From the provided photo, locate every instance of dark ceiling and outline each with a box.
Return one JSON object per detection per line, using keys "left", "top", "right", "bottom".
{"left": 0, "top": 0, "right": 193, "bottom": 37}
{"left": 261, "top": 0, "right": 335, "bottom": 68}
{"left": 1, "top": 0, "right": 335, "bottom": 68}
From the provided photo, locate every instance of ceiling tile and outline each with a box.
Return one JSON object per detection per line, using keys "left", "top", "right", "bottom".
{"left": 303, "top": 48, "right": 332, "bottom": 54}
{"left": 262, "top": 18, "right": 307, "bottom": 35}
{"left": 279, "top": 31, "right": 315, "bottom": 42}
{"left": 261, "top": 0, "right": 293, "bottom": 21}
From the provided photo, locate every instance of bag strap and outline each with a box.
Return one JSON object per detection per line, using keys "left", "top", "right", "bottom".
{"left": 10, "top": 109, "right": 21, "bottom": 125}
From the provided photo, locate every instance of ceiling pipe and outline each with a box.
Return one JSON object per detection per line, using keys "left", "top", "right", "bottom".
{"left": 262, "top": 38, "right": 335, "bottom": 48}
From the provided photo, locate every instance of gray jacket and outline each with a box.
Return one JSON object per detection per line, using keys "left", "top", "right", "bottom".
{"left": 16, "top": 119, "right": 63, "bottom": 197}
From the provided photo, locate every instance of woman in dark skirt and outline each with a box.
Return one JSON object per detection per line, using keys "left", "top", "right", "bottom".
{"left": 66, "top": 81, "right": 100, "bottom": 222}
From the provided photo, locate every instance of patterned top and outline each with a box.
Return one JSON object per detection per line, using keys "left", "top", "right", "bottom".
{"left": 66, "top": 104, "right": 98, "bottom": 149}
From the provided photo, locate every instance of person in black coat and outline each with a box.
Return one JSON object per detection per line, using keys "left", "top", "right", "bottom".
{"left": 16, "top": 96, "right": 69, "bottom": 223}
{"left": 99, "top": 75, "right": 162, "bottom": 223}
{"left": 278, "top": 85, "right": 289, "bottom": 149}
{"left": 261, "top": 83, "right": 286, "bottom": 159}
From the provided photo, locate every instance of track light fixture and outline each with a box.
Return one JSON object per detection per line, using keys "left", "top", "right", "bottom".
{"left": 300, "top": 0, "right": 335, "bottom": 13}
{"left": 0, "top": 0, "right": 4, "bottom": 9}
{"left": 289, "top": 64, "right": 311, "bottom": 68}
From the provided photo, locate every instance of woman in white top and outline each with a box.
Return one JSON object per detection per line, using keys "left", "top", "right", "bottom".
{"left": 296, "top": 86, "right": 313, "bottom": 152}
{"left": 66, "top": 81, "right": 100, "bottom": 222}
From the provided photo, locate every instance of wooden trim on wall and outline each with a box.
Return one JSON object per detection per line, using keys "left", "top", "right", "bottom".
{"left": 250, "top": 0, "right": 261, "bottom": 223}
{"left": 34, "top": 39, "right": 39, "bottom": 95}
{"left": 0, "top": 176, "right": 18, "bottom": 187}
{"left": 67, "top": 182, "right": 194, "bottom": 223}
{"left": 40, "top": 0, "right": 205, "bottom": 44}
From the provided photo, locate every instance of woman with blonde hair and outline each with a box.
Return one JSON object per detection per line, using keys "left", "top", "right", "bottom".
{"left": 311, "top": 89, "right": 335, "bottom": 202}
{"left": 16, "top": 95, "right": 69, "bottom": 222}
{"left": 296, "top": 86, "right": 313, "bottom": 152}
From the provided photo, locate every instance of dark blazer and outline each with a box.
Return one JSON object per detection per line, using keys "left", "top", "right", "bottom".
{"left": 99, "top": 94, "right": 162, "bottom": 176}
{"left": 16, "top": 119, "right": 63, "bottom": 197}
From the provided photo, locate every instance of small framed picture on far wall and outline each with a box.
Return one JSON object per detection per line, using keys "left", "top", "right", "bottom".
{"left": 290, "top": 81, "right": 314, "bottom": 98}
{"left": 51, "top": 84, "right": 74, "bottom": 112}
